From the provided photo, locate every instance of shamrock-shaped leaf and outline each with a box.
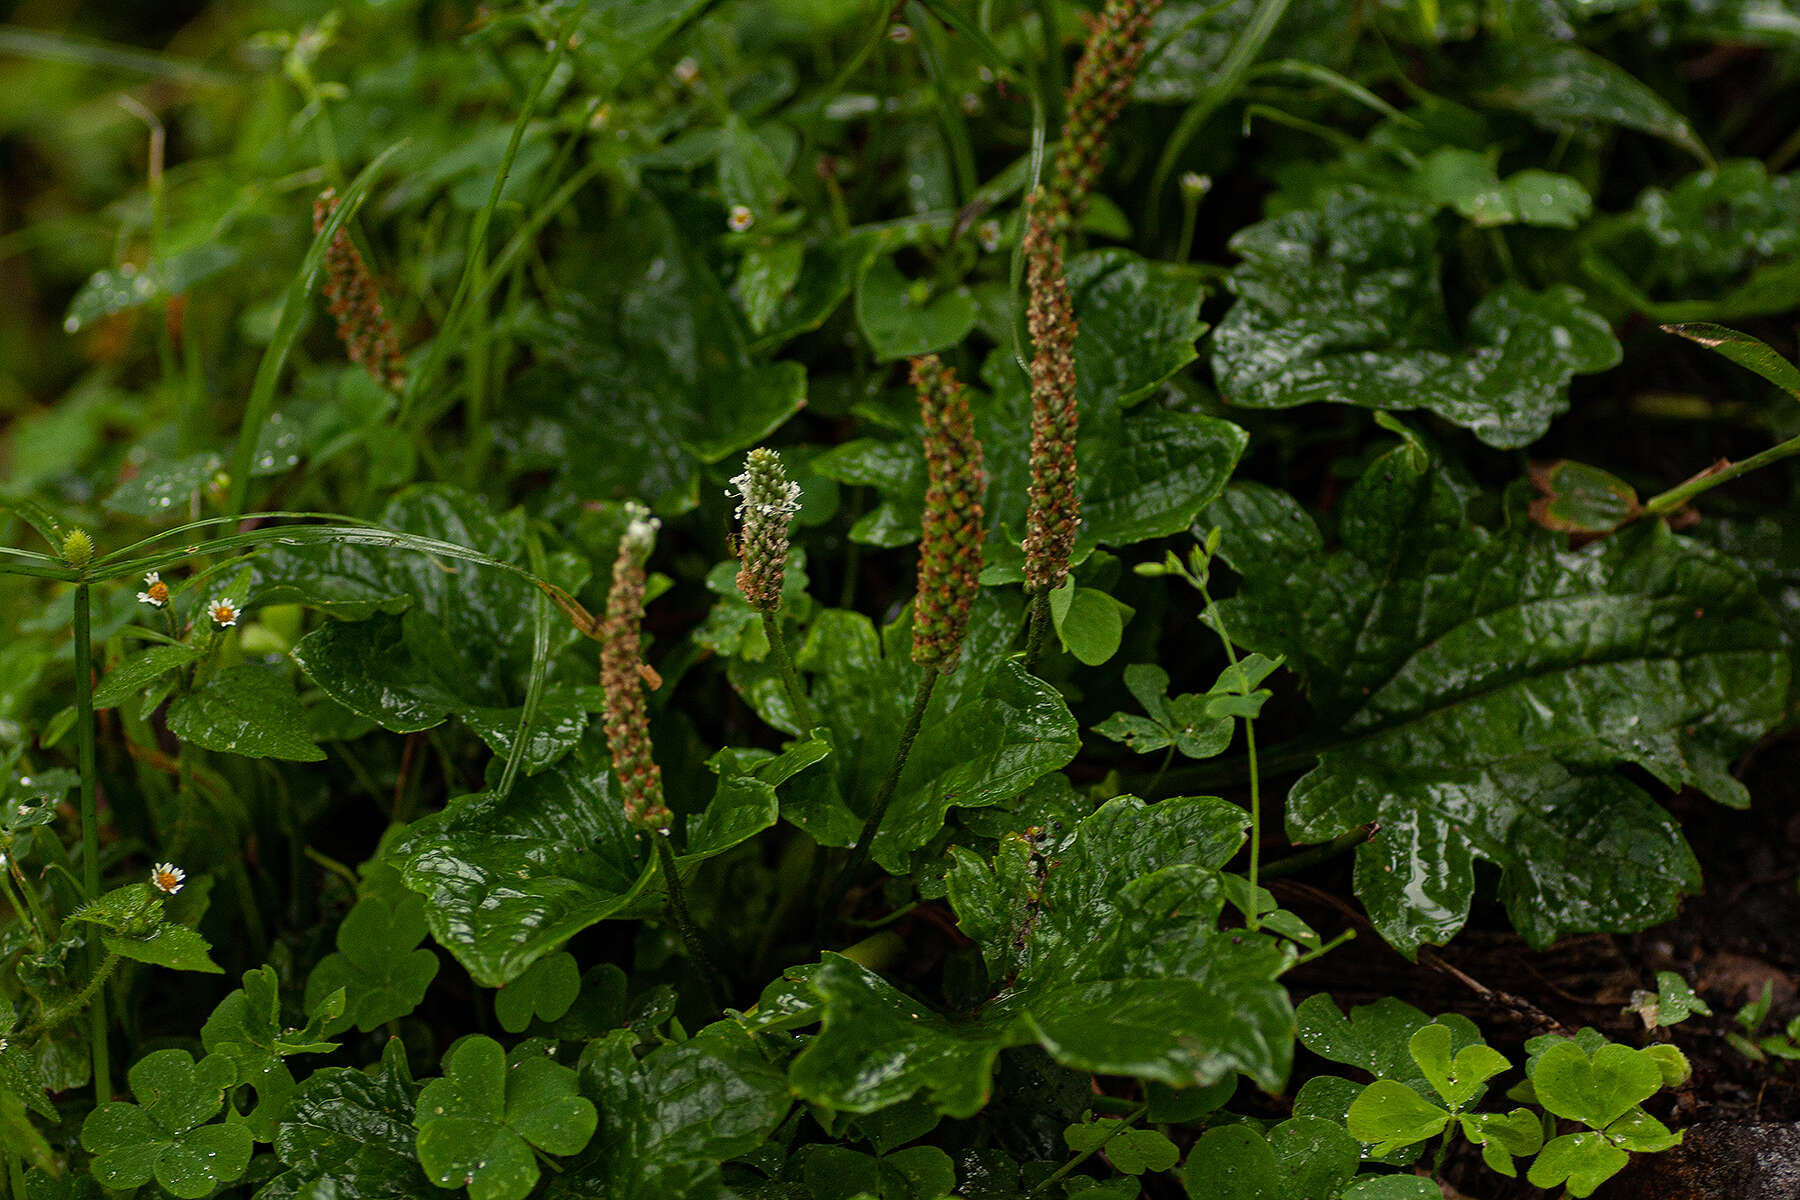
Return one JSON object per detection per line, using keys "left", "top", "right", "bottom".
{"left": 81, "top": 1050, "right": 252, "bottom": 1198}
{"left": 201, "top": 965, "right": 340, "bottom": 1141}
{"left": 494, "top": 951, "right": 581, "bottom": 1033}
{"left": 414, "top": 1037, "right": 597, "bottom": 1200}
{"left": 1180, "top": 1117, "right": 1360, "bottom": 1200}
{"left": 1409, "top": 1022, "right": 1509, "bottom": 1111}
{"left": 1064, "top": 1116, "right": 1179, "bottom": 1175}
{"left": 1346, "top": 1081, "right": 1452, "bottom": 1157}
{"left": 1531, "top": 1041, "right": 1664, "bottom": 1130}
{"left": 1459, "top": 1108, "right": 1545, "bottom": 1177}
{"left": 306, "top": 892, "right": 441, "bottom": 1033}
{"left": 1526, "top": 1130, "right": 1630, "bottom": 1198}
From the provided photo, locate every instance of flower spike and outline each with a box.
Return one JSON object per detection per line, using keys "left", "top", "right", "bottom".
{"left": 910, "top": 356, "right": 987, "bottom": 672}
{"left": 1022, "top": 195, "right": 1081, "bottom": 598}
{"left": 1044, "top": 0, "right": 1163, "bottom": 241}
{"left": 730, "top": 448, "right": 802, "bottom": 613}
{"left": 600, "top": 502, "right": 670, "bottom": 831}
{"left": 314, "top": 189, "right": 407, "bottom": 391}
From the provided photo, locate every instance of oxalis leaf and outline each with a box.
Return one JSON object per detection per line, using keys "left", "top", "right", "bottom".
{"left": 1211, "top": 193, "right": 1620, "bottom": 449}
{"left": 542, "top": 1024, "right": 791, "bottom": 1200}
{"left": 1208, "top": 437, "right": 1788, "bottom": 955}
{"left": 413, "top": 1037, "right": 596, "bottom": 1200}
{"left": 81, "top": 1049, "right": 251, "bottom": 1199}
{"left": 786, "top": 795, "right": 1296, "bottom": 1117}
{"left": 387, "top": 744, "right": 783, "bottom": 986}
{"left": 304, "top": 892, "right": 441, "bottom": 1034}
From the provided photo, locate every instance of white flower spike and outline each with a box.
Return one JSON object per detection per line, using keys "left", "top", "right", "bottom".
{"left": 138, "top": 571, "right": 169, "bottom": 607}
{"left": 150, "top": 862, "right": 186, "bottom": 894}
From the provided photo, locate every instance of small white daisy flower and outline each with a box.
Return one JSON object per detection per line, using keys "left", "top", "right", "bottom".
{"left": 150, "top": 861, "right": 185, "bottom": 894}
{"left": 727, "top": 205, "right": 754, "bottom": 232}
{"left": 978, "top": 219, "right": 1002, "bottom": 253}
{"left": 672, "top": 56, "right": 699, "bottom": 85}
{"left": 138, "top": 571, "right": 169, "bottom": 608}
{"left": 888, "top": 22, "right": 912, "bottom": 43}
{"left": 208, "top": 598, "right": 240, "bottom": 627}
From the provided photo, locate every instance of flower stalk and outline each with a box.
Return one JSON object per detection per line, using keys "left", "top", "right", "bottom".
{"left": 1021, "top": 196, "right": 1081, "bottom": 670}
{"left": 72, "top": 582, "right": 111, "bottom": 1102}
{"left": 730, "top": 449, "right": 813, "bottom": 729}
{"left": 600, "top": 503, "right": 670, "bottom": 832}
{"left": 313, "top": 189, "right": 406, "bottom": 391}
{"left": 1044, "top": 0, "right": 1164, "bottom": 241}
{"left": 910, "top": 356, "right": 987, "bottom": 674}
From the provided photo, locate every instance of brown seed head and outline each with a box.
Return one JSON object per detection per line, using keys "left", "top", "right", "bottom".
{"left": 313, "top": 190, "right": 407, "bottom": 392}
{"left": 910, "top": 355, "right": 987, "bottom": 672}
{"left": 1045, "top": 0, "right": 1163, "bottom": 241}
{"left": 600, "top": 503, "right": 670, "bottom": 830}
{"left": 1022, "top": 197, "right": 1080, "bottom": 596}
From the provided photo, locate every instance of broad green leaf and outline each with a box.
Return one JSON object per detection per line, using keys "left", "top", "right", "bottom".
{"left": 81, "top": 1050, "right": 250, "bottom": 1199}
{"left": 1212, "top": 194, "right": 1620, "bottom": 448}
{"left": 104, "top": 924, "right": 222, "bottom": 974}
{"left": 388, "top": 747, "right": 775, "bottom": 986}
{"left": 1409, "top": 1023, "right": 1508, "bottom": 1110}
{"left": 1210, "top": 439, "right": 1786, "bottom": 954}
{"left": 1296, "top": 995, "right": 1480, "bottom": 1099}
{"left": 1459, "top": 1108, "right": 1545, "bottom": 1177}
{"left": 304, "top": 893, "right": 441, "bottom": 1033}
{"left": 169, "top": 664, "right": 324, "bottom": 762}
{"left": 549, "top": 1025, "right": 791, "bottom": 1200}
{"left": 1585, "top": 162, "right": 1800, "bottom": 321}
{"left": 1526, "top": 1131, "right": 1630, "bottom": 1198}
{"left": 1268, "top": 1116, "right": 1360, "bottom": 1198}
{"left": 502, "top": 199, "right": 804, "bottom": 512}
{"left": 1474, "top": 41, "right": 1708, "bottom": 161}
{"left": 415, "top": 1037, "right": 596, "bottom": 1200}
{"left": 104, "top": 452, "right": 222, "bottom": 519}
{"left": 266, "top": 1039, "right": 433, "bottom": 1200}
{"left": 1338, "top": 1178, "right": 1444, "bottom": 1199}
{"left": 1050, "top": 586, "right": 1131, "bottom": 665}
{"left": 855, "top": 256, "right": 976, "bottom": 360}
{"left": 92, "top": 644, "right": 203, "bottom": 710}
{"left": 64, "top": 244, "right": 238, "bottom": 332}
{"left": 1531, "top": 1041, "right": 1663, "bottom": 1130}
{"left": 1412, "top": 149, "right": 1591, "bottom": 228}
{"left": 1603, "top": 1106, "right": 1681, "bottom": 1153}
{"left": 1180, "top": 1125, "right": 1278, "bottom": 1200}
{"left": 201, "top": 966, "right": 338, "bottom": 1142}
{"left": 1345, "top": 1080, "right": 1450, "bottom": 1156}
{"left": 792, "top": 796, "right": 1294, "bottom": 1116}
{"left": 1663, "top": 321, "right": 1800, "bottom": 400}
{"left": 494, "top": 951, "right": 581, "bottom": 1033}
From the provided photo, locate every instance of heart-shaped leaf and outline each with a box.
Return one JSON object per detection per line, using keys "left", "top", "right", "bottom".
{"left": 81, "top": 1050, "right": 251, "bottom": 1199}
{"left": 415, "top": 1037, "right": 596, "bottom": 1200}
{"left": 1531, "top": 1041, "right": 1664, "bottom": 1130}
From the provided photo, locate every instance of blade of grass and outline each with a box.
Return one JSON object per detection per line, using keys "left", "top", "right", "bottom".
{"left": 225, "top": 142, "right": 406, "bottom": 517}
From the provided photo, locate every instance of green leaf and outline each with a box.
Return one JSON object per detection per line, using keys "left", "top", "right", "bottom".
{"left": 1345, "top": 1081, "right": 1451, "bottom": 1157}
{"left": 855, "top": 256, "right": 976, "bottom": 360}
{"left": 268, "top": 1039, "right": 435, "bottom": 1200}
{"left": 1408, "top": 1023, "right": 1508, "bottom": 1110}
{"left": 502, "top": 199, "right": 804, "bottom": 512}
{"left": 168, "top": 663, "right": 324, "bottom": 762}
{"left": 1064, "top": 1117, "right": 1178, "bottom": 1175}
{"left": 1474, "top": 41, "right": 1708, "bottom": 161}
{"left": 1338, "top": 1178, "right": 1444, "bottom": 1199}
{"left": 1459, "top": 1108, "right": 1545, "bottom": 1178}
{"left": 1268, "top": 1116, "right": 1360, "bottom": 1198}
{"left": 1180, "top": 1125, "right": 1278, "bottom": 1200}
{"left": 104, "top": 923, "right": 223, "bottom": 973}
{"left": 494, "top": 951, "right": 581, "bottom": 1033}
{"left": 1412, "top": 150, "right": 1591, "bottom": 228}
{"left": 81, "top": 1050, "right": 251, "bottom": 1199}
{"left": 1531, "top": 1041, "right": 1664, "bottom": 1130}
{"left": 1212, "top": 194, "right": 1620, "bottom": 448}
{"left": 792, "top": 796, "right": 1294, "bottom": 1116}
{"left": 389, "top": 747, "right": 774, "bottom": 986}
{"left": 92, "top": 644, "right": 203, "bottom": 710}
{"left": 64, "top": 244, "right": 238, "bottom": 332}
{"left": 1296, "top": 994, "right": 1480, "bottom": 1098}
{"left": 1051, "top": 586, "right": 1132, "bottom": 666}
{"left": 1528, "top": 460, "right": 1641, "bottom": 534}
{"left": 1527, "top": 1131, "right": 1630, "bottom": 1198}
{"left": 1663, "top": 322, "right": 1800, "bottom": 400}
{"left": 1211, "top": 441, "right": 1786, "bottom": 954}
{"left": 200, "top": 965, "right": 338, "bottom": 1142}
{"left": 1093, "top": 664, "right": 1234, "bottom": 759}
{"left": 305, "top": 893, "right": 441, "bottom": 1033}
{"left": 415, "top": 1037, "right": 595, "bottom": 1200}
{"left": 549, "top": 1025, "right": 791, "bottom": 1200}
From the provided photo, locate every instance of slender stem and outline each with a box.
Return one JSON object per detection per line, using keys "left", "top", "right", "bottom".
{"left": 1244, "top": 718, "right": 1262, "bottom": 927}
{"left": 0, "top": 863, "right": 46, "bottom": 953}
{"left": 4, "top": 1139, "right": 23, "bottom": 1200}
{"left": 654, "top": 835, "right": 721, "bottom": 1013}
{"left": 1259, "top": 823, "right": 1376, "bottom": 879}
{"left": 21, "top": 951, "right": 121, "bottom": 1041}
{"left": 1028, "top": 1103, "right": 1150, "bottom": 1197}
{"left": 831, "top": 669, "right": 939, "bottom": 907}
{"left": 1145, "top": 744, "right": 1175, "bottom": 800}
{"left": 1640, "top": 432, "right": 1800, "bottom": 517}
{"left": 1023, "top": 590, "right": 1052, "bottom": 672}
{"left": 1431, "top": 1121, "right": 1456, "bottom": 1179}
{"left": 72, "top": 585, "right": 111, "bottom": 1102}
{"left": 761, "top": 610, "right": 815, "bottom": 731}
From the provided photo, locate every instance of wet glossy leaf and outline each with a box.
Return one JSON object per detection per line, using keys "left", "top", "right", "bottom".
{"left": 856, "top": 256, "right": 976, "bottom": 360}
{"left": 1064, "top": 1117, "right": 1177, "bottom": 1174}
{"left": 1345, "top": 1081, "right": 1450, "bottom": 1156}
{"left": 82, "top": 1050, "right": 250, "bottom": 1198}
{"left": 1662, "top": 321, "right": 1800, "bottom": 399}
{"left": 1531, "top": 1041, "right": 1663, "bottom": 1130}
{"left": 1460, "top": 1108, "right": 1544, "bottom": 1177}
{"left": 1213, "top": 194, "right": 1620, "bottom": 448}
{"left": 267, "top": 1039, "right": 434, "bottom": 1200}
{"left": 64, "top": 244, "right": 238, "bottom": 332}
{"left": 1050, "top": 585, "right": 1131, "bottom": 666}
{"left": 1181, "top": 1115, "right": 1359, "bottom": 1200}
{"left": 1211, "top": 437, "right": 1787, "bottom": 953}
{"left": 1295, "top": 995, "right": 1480, "bottom": 1099}
{"left": 550, "top": 1025, "right": 791, "bottom": 1200}
{"left": 1528, "top": 460, "right": 1640, "bottom": 534}
{"left": 1338, "top": 1178, "right": 1444, "bottom": 1199}
{"left": 1094, "top": 663, "right": 1234, "bottom": 758}
{"left": 1474, "top": 41, "right": 1707, "bottom": 160}
{"left": 169, "top": 663, "right": 324, "bottom": 762}
{"left": 389, "top": 747, "right": 775, "bottom": 986}
{"left": 494, "top": 951, "right": 581, "bottom": 1033}
{"left": 92, "top": 644, "right": 203, "bottom": 710}
{"left": 1413, "top": 149, "right": 1590, "bottom": 228}
{"left": 104, "top": 452, "right": 221, "bottom": 519}
{"left": 1408, "top": 1023, "right": 1508, "bottom": 1110}
{"left": 105, "top": 923, "right": 223, "bottom": 973}
{"left": 201, "top": 966, "right": 338, "bottom": 1142}
{"left": 792, "top": 796, "right": 1292, "bottom": 1116}
{"left": 305, "top": 893, "right": 441, "bottom": 1033}
{"left": 1526, "top": 1130, "right": 1629, "bottom": 1197}
{"left": 414, "top": 1036, "right": 595, "bottom": 1200}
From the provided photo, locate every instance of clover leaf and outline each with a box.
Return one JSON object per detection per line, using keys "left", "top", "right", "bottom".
{"left": 494, "top": 951, "right": 580, "bottom": 1033}
{"left": 81, "top": 1049, "right": 252, "bottom": 1198}
{"left": 305, "top": 892, "right": 441, "bottom": 1033}
{"left": 1064, "top": 1117, "right": 1178, "bottom": 1175}
{"left": 201, "top": 965, "right": 340, "bottom": 1140}
{"left": 414, "top": 1037, "right": 596, "bottom": 1200}
{"left": 1092, "top": 663, "right": 1231, "bottom": 759}
{"left": 1180, "top": 1117, "right": 1360, "bottom": 1200}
